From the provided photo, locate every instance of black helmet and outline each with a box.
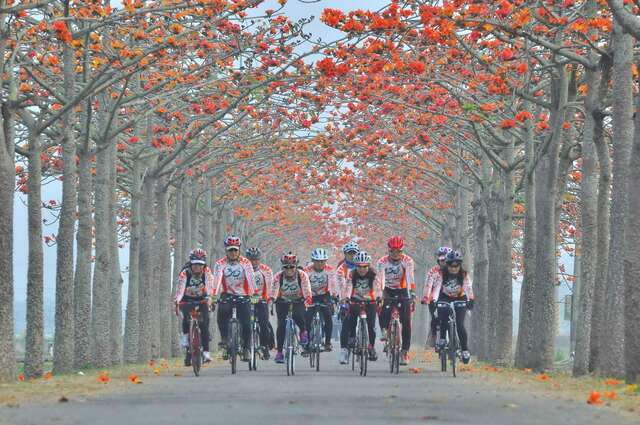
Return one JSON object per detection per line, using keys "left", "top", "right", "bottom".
{"left": 445, "top": 250, "right": 463, "bottom": 265}
{"left": 246, "top": 247, "right": 261, "bottom": 260}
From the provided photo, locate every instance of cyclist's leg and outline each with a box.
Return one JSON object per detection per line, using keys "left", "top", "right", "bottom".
{"left": 292, "top": 301, "right": 307, "bottom": 333}
{"left": 237, "top": 301, "right": 251, "bottom": 350}
{"left": 322, "top": 304, "right": 333, "bottom": 345}
{"left": 217, "top": 300, "right": 232, "bottom": 345}
{"left": 180, "top": 304, "right": 190, "bottom": 341}
{"left": 256, "top": 303, "right": 270, "bottom": 347}
{"left": 304, "top": 301, "right": 314, "bottom": 332}
{"left": 197, "top": 304, "right": 210, "bottom": 352}
{"left": 378, "top": 299, "right": 391, "bottom": 332}
{"left": 428, "top": 302, "right": 438, "bottom": 339}
{"left": 436, "top": 304, "right": 450, "bottom": 341}
{"left": 455, "top": 305, "right": 468, "bottom": 350}
{"left": 365, "top": 303, "right": 377, "bottom": 346}
{"left": 400, "top": 299, "right": 412, "bottom": 352}
{"left": 275, "top": 301, "right": 288, "bottom": 351}
{"left": 347, "top": 304, "right": 359, "bottom": 340}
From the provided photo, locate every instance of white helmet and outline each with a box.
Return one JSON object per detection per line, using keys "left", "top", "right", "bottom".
{"left": 342, "top": 241, "right": 360, "bottom": 254}
{"left": 354, "top": 251, "right": 372, "bottom": 266}
{"left": 311, "top": 248, "right": 329, "bottom": 261}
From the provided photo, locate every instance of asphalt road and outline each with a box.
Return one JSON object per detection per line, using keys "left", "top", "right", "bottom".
{"left": 1, "top": 350, "right": 631, "bottom": 425}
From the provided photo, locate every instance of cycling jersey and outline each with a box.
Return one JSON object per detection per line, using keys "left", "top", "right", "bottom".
{"left": 175, "top": 266, "right": 214, "bottom": 303}
{"left": 253, "top": 263, "right": 274, "bottom": 300}
{"left": 343, "top": 269, "right": 382, "bottom": 301}
{"left": 212, "top": 257, "right": 256, "bottom": 296}
{"left": 303, "top": 264, "right": 338, "bottom": 297}
{"left": 428, "top": 269, "right": 474, "bottom": 301}
{"left": 336, "top": 259, "right": 356, "bottom": 297}
{"left": 376, "top": 254, "right": 415, "bottom": 292}
{"left": 273, "top": 269, "right": 312, "bottom": 302}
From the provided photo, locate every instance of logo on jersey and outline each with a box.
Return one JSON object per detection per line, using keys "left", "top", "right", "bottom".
{"left": 442, "top": 277, "right": 462, "bottom": 297}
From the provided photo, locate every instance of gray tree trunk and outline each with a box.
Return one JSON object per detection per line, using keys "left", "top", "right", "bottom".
{"left": 138, "top": 175, "right": 156, "bottom": 362}
{"left": 25, "top": 133, "right": 43, "bottom": 378}
{"left": 598, "top": 23, "right": 633, "bottom": 377}
{"left": 53, "top": 42, "right": 77, "bottom": 374}
{"left": 171, "top": 188, "right": 185, "bottom": 358}
{"left": 624, "top": 80, "right": 640, "bottom": 383}
{"left": 471, "top": 185, "right": 489, "bottom": 360}
{"left": 123, "top": 164, "right": 142, "bottom": 363}
{"left": 155, "top": 181, "right": 172, "bottom": 359}
{"left": 108, "top": 144, "right": 122, "bottom": 365}
{"left": 74, "top": 135, "right": 93, "bottom": 369}
{"left": 573, "top": 63, "right": 601, "bottom": 376}
{"left": 91, "top": 142, "right": 113, "bottom": 368}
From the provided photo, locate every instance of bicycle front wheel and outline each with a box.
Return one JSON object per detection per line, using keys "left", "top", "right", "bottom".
{"left": 449, "top": 321, "right": 457, "bottom": 377}
{"left": 359, "top": 319, "right": 368, "bottom": 377}
{"left": 230, "top": 320, "right": 238, "bottom": 375}
{"left": 190, "top": 323, "right": 202, "bottom": 377}
{"left": 392, "top": 321, "right": 400, "bottom": 375}
{"left": 249, "top": 323, "right": 258, "bottom": 371}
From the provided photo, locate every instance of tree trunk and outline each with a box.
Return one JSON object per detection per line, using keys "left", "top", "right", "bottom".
{"left": 138, "top": 175, "right": 156, "bottom": 362}
{"left": 171, "top": 187, "right": 185, "bottom": 358}
{"left": 91, "top": 142, "right": 113, "bottom": 368}
{"left": 624, "top": 81, "right": 640, "bottom": 383}
{"left": 25, "top": 133, "right": 43, "bottom": 378}
{"left": 471, "top": 186, "right": 489, "bottom": 360}
{"left": 155, "top": 181, "right": 172, "bottom": 359}
{"left": 109, "top": 144, "right": 122, "bottom": 365}
{"left": 598, "top": 23, "right": 633, "bottom": 377}
{"left": 123, "top": 164, "right": 142, "bottom": 363}
{"left": 573, "top": 64, "right": 601, "bottom": 376}
{"left": 53, "top": 42, "right": 77, "bottom": 374}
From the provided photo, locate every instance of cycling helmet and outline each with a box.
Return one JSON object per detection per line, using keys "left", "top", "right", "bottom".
{"left": 342, "top": 241, "right": 359, "bottom": 254}
{"left": 445, "top": 250, "right": 463, "bottom": 265}
{"left": 353, "top": 251, "right": 372, "bottom": 266}
{"left": 435, "top": 246, "right": 452, "bottom": 257}
{"left": 387, "top": 235, "right": 405, "bottom": 250}
{"left": 245, "top": 247, "right": 261, "bottom": 260}
{"left": 281, "top": 251, "right": 298, "bottom": 266}
{"left": 224, "top": 235, "right": 242, "bottom": 249}
{"left": 189, "top": 248, "right": 207, "bottom": 265}
{"left": 311, "top": 248, "right": 329, "bottom": 261}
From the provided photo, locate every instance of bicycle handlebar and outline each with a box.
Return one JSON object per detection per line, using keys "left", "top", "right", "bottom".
{"left": 436, "top": 300, "right": 468, "bottom": 308}
{"left": 177, "top": 299, "right": 209, "bottom": 306}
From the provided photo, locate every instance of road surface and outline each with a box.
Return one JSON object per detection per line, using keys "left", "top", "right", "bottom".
{"left": 1, "top": 350, "right": 631, "bottom": 425}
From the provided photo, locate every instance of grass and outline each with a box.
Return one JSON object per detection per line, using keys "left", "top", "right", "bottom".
{"left": 0, "top": 357, "right": 221, "bottom": 407}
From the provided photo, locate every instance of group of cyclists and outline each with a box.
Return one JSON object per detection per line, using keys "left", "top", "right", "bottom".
{"left": 174, "top": 234, "right": 475, "bottom": 368}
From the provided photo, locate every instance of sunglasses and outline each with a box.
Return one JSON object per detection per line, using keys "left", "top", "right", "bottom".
{"left": 448, "top": 263, "right": 461, "bottom": 268}
{"left": 226, "top": 247, "right": 239, "bottom": 252}
{"left": 283, "top": 265, "right": 296, "bottom": 270}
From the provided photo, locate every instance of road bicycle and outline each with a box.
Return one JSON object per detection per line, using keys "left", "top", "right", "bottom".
{"left": 350, "top": 300, "right": 374, "bottom": 377}
{"left": 308, "top": 302, "right": 329, "bottom": 372}
{"left": 218, "top": 295, "right": 249, "bottom": 375}
{"left": 436, "top": 300, "right": 467, "bottom": 378}
{"left": 178, "top": 299, "right": 209, "bottom": 377}
{"left": 280, "top": 300, "right": 300, "bottom": 376}
{"left": 248, "top": 301, "right": 262, "bottom": 371}
{"left": 383, "top": 295, "right": 407, "bottom": 375}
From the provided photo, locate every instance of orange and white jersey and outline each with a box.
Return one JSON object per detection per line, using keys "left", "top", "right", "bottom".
{"left": 376, "top": 254, "right": 415, "bottom": 292}
{"left": 212, "top": 256, "right": 256, "bottom": 297}
{"left": 303, "top": 264, "right": 338, "bottom": 297}
{"left": 335, "top": 260, "right": 356, "bottom": 298}
{"left": 174, "top": 266, "right": 215, "bottom": 303}
{"left": 429, "top": 269, "right": 474, "bottom": 301}
{"left": 253, "top": 263, "right": 274, "bottom": 300}
{"left": 272, "top": 269, "right": 312, "bottom": 301}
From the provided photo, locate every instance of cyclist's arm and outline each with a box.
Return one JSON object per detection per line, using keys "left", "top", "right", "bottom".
{"left": 373, "top": 272, "right": 383, "bottom": 300}
{"left": 463, "top": 272, "right": 474, "bottom": 300}
{"left": 211, "top": 262, "right": 223, "bottom": 297}
{"left": 328, "top": 268, "right": 339, "bottom": 298}
{"left": 422, "top": 268, "right": 436, "bottom": 303}
{"left": 429, "top": 272, "right": 443, "bottom": 304}
{"left": 174, "top": 270, "right": 187, "bottom": 304}
{"left": 299, "top": 270, "right": 313, "bottom": 304}
{"left": 204, "top": 267, "right": 215, "bottom": 299}
{"left": 263, "top": 266, "right": 274, "bottom": 300}
{"left": 341, "top": 271, "right": 353, "bottom": 300}
{"left": 404, "top": 255, "right": 416, "bottom": 293}
{"left": 244, "top": 260, "right": 257, "bottom": 296}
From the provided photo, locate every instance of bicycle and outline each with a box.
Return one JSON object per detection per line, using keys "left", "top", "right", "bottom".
{"left": 178, "top": 299, "right": 209, "bottom": 377}
{"left": 383, "top": 295, "right": 407, "bottom": 375}
{"left": 280, "top": 299, "right": 300, "bottom": 376}
{"left": 350, "top": 299, "right": 373, "bottom": 377}
{"left": 308, "top": 302, "right": 330, "bottom": 372}
{"left": 435, "top": 300, "right": 467, "bottom": 378}
{"left": 218, "top": 295, "right": 249, "bottom": 375}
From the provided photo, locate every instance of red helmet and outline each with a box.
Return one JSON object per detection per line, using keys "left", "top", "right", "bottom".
{"left": 281, "top": 251, "right": 298, "bottom": 266}
{"left": 224, "top": 235, "right": 242, "bottom": 249}
{"left": 388, "top": 236, "right": 404, "bottom": 250}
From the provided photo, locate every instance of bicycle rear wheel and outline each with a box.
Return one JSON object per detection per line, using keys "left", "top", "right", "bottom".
{"left": 230, "top": 320, "right": 238, "bottom": 375}
{"left": 190, "top": 323, "right": 202, "bottom": 377}
{"left": 393, "top": 321, "right": 400, "bottom": 375}
{"left": 249, "top": 323, "right": 258, "bottom": 371}
{"left": 359, "top": 319, "right": 368, "bottom": 377}
{"left": 440, "top": 344, "right": 447, "bottom": 372}
{"left": 285, "top": 320, "right": 295, "bottom": 376}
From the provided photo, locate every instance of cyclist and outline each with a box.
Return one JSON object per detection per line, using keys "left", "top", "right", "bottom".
{"left": 421, "top": 247, "right": 452, "bottom": 347}
{"left": 273, "top": 252, "right": 312, "bottom": 364}
{"left": 428, "top": 250, "right": 474, "bottom": 364}
{"left": 336, "top": 241, "right": 359, "bottom": 364}
{"left": 341, "top": 251, "right": 382, "bottom": 361}
{"left": 246, "top": 246, "right": 275, "bottom": 360}
{"left": 303, "top": 248, "right": 338, "bottom": 352}
{"left": 377, "top": 235, "right": 415, "bottom": 365}
{"left": 212, "top": 235, "right": 256, "bottom": 361}
{"left": 174, "top": 248, "right": 214, "bottom": 365}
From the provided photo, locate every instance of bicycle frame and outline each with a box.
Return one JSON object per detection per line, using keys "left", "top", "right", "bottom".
{"left": 178, "top": 299, "right": 208, "bottom": 377}
{"left": 436, "top": 300, "right": 467, "bottom": 377}
{"left": 218, "top": 295, "right": 249, "bottom": 375}
{"left": 350, "top": 300, "right": 372, "bottom": 377}
{"left": 308, "top": 302, "right": 328, "bottom": 372}
{"left": 384, "top": 295, "right": 407, "bottom": 375}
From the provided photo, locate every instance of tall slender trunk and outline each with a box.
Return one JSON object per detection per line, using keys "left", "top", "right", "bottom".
{"left": 171, "top": 187, "right": 185, "bottom": 357}
{"left": 74, "top": 135, "right": 93, "bottom": 369}
{"left": 598, "top": 23, "right": 633, "bottom": 377}
{"left": 590, "top": 55, "right": 613, "bottom": 372}
{"left": 109, "top": 144, "right": 122, "bottom": 365}
{"left": 53, "top": 40, "right": 77, "bottom": 375}
{"left": 573, "top": 62, "right": 601, "bottom": 376}
{"left": 91, "top": 142, "right": 113, "bottom": 368}
{"left": 123, "top": 164, "right": 142, "bottom": 363}
{"left": 485, "top": 184, "right": 500, "bottom": 361}
{"left": 471, "top": 185, "right": 489, "bottom": 360}
{"left": 138, "top": 174, "right": 156, "bottom": 362}
{"left": 25, "top": 133, "right": 43, "bottom": 378}
{"left": 156, "top": 181, "right": 172, "bottom": 359}
{"left": 624, "top": 78, "right": 640, "bottom": 383}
